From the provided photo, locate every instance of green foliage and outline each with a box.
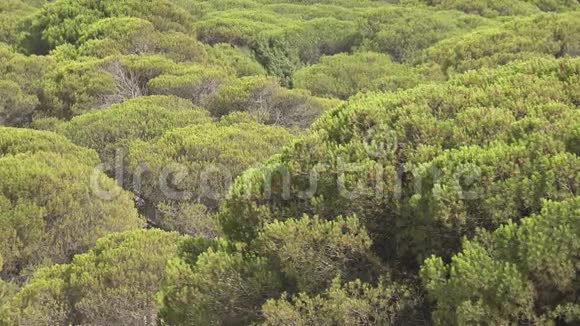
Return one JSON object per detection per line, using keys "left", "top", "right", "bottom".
{"left": 1, "top": 0, "right": 579, "bottom": 324}
{"left": 195, "top": 10, "right": 287, "bottom": 47}
{"left": 0, "top": 127, "right": 129, "bottom": 281}
{"left": 0, "top": 152, "right": 142, "bottom": 279}
{"left": 38, "top": 54, "right": 182, "bottom": 120}
{"left": 421, "top": 198, "right": 580, "bottom": 324}
{"left": 194, "top": 8, "right": 359, "bottom": 82}
{"left": 154, "top": 32, "right": 208, "bottom": 63}
{"left": 0, "top": 127, "right": 98, "bottom": 164}
{"left": 39, "top": 58, "right": 116, "bottom": 119}
{"left": 148, "top": 63, "right": 231, "bottom": 106}
{"left": 256, "top": 215, "right": 375, "bottom": 294}
{"left": 0, "top": 80, "right": 39, "bottom": 126}
{"left": 103, "top": 54, "right": 177, "bottom": 97}
{"left": 0, "top": 255, "right": 17, "bottom": 318}
{"left": 19, "top": 0, "right": 106, "bottom": 54}
{"left": 260, "top": 2, "right": 369, "bottom": 20}
{"left": 156, "top": 202, "right": 218, "bottom": 238}
{"left": 19, "top": 0, "right": 192, "bottom": 54}
{"left": 422, "top": 12, "right": 580, "bottom": 74}
{"left": 0, "top": 43, "right": 54, "bottom": 95}
{"left": 76, "top": 17, "right": 158, "bottom": 58}
{"left": 407, "top": 141, "right": 578, "bottom": 260}
{"left": 206, "top": 43, "right": 267, "bottom": 77}
{"left": 0, "top": 265, "right": 69, "bottom": 326}
{"left": 2, "top": 229, "right": 184, "bottom": 325}
{"left": 0, "top": 0, "right": 36, "bottom": 45}
{"left": 218, "top": 57, "right": 579, "bottom": 269}
{"left": 417, "top": 0, "right": 540, "bottom": 17}
{"left": 0, "top": 44, "right": 54, "bottom": 125}
{"left": 158, "top": 241, "right": 282, "bottom": 325}
{"left": 71, "top": 18, "right": 207, "bottom": 62}
{"left": 58, "top": 95, "right": 212, "bottom": 167}
{"left": 210, "top": 75, "right": 338, "bottom": 128}
{"left": 279, "top": 18, "right": 357, "bottom": 66}
{"left": 525, "top": 0, "right": 580, "bottom": 11}
{"left": 126, "top": 119, "right": 293, "bottom": 233}
{"left": 254, "top": 17, "right": 357, "bottom": 82}
{"left": 294, "top": 51, "right": 425, "bottom": 99}
{"left": 262, "top": 279, "right": 419, "bottom": 326}
{"left": 357, "top": 7, "right": 489, "bottom": 62}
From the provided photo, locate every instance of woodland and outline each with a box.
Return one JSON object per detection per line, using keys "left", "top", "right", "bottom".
{"left": 0, "top": 0, "right": 578, "bottom": 325}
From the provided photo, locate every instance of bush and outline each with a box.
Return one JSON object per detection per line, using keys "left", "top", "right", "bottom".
{"left": 210, "top": 75, "right": 338, "bottom": 128}
{"left": 2, "top": 1, "right": 579, "bottom": 324}
{"left": 254, "top": 17, "right": 357, "bottom": 83}
{"left": 194, "top": 10, "right": 284, "bottom": 47}
{"left": 77, "top": 17, "right": 157, "bottom": 57}
{"left": 206, "top": 43, "right": 267, "bottom": 77}
{"left": 0, "top": 152, "right": 142, "bottom": 279}
{"left": 158, "top": 240, "right": 282, "bottom": 325}
{"left": 0, "top": 80, "right": 39, "bottom": 126}
{"left": 421, "top": 198, "right": 580, "bottom": 324}
{"left": 417, "top": 0, "right": 540, "bottom": 17}
{"left": 155, "top": 32, "right": 208, "bottom": 63}
{"left": 294, "top": 52, "right": 424, "bottom": 99}
{"left": 421, "top": 12, "right": 580, "bottom": 74}
{"left": 148, "top": 64, "right": 231, "bottom": 106}
{"left": 39, "top": 58, "right": 116, "bottom": 119}
{"left": 39, "top": 54, "right": 180, "bottom": 119}
{"left": 0, "top": 127, "right": 99, "bottom": 164}
{"left": 2, "top": 230, "right": 185, "bottom": 325}
{"left": 218, "top": 58, "right": 579, "bottom": 269}
{"left": 0, "top": 44, "right": 54, "bottom": 125}
{"left": 125, "top": 119, "right": 293, "bottom": 233}
{"left": 256, "top": 215, "right": 376, "bottom": 294}
{"left": 0, "top": 0, "right": 36, "bottom": 45}
{"left": 20, "top": 0, "right": 192, "bottom": 54}
{"left": 58, "top": 95, "right": 211, "bottom": 167}
{"left": 525, "top": 0, "right": 580, "bottom": 11}
{"left": 0, "top": 44, "right": 54, "bottom": 95}
{"left": 262, "top": 279, "right": 420, "bottom": 326}
{"left": 75, "top": 18, "right": 208, "bottom": 62}
{"left": 357, "top": 7, "right": 488, "bottom": 62}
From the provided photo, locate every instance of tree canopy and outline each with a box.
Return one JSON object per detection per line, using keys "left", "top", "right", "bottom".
{"left": 0, "top": 0, "right": 578, "bottom": 325}
{"left": 125, "top": 118, "right": 294, "bottom": 234}
{"left": 2, "top": 229, "right": 184, "bottom": 325}
{"left": 422, "top": 198, "right": 580, "bottom": 324}
{"left": 0, "top": 152, "right": 142, "bottom": 280}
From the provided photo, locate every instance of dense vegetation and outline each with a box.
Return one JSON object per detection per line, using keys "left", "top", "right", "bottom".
{"left": 0, "top": 0, "right": 578, "bottom": 325}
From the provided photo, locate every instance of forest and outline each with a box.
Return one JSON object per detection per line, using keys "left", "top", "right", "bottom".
{"left": 0, "top": 0, "right": 578, "bottom": 325}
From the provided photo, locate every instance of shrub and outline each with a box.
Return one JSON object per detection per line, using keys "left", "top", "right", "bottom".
{"left": 2, "top": 230, "right": 185, "bottom": 325}
{"left": 357, "top": 7, "right": 488, "bottom": 62}
{"left": 125, "top": 119, "right": 293, "bottom": 233}
{"left": 294, "top": 52, "right": 424, "bottom": 99}
{"left": 256, "top": 215, "right": 376, "bottom": 293}
{"left": 421, "top": 12, "right": 580, "bottom": 74}
{"left": 210, "top": 75, "right": 338, "bottom": 128}
{"left": 262, "top": 279, "right": 420, "bottom": 326}
{"left": 58, "top": 95, "right": 211, "bottom": 167}
{"left": 0, "top": 80, "right": 39, "bottom": 126}
{"left": 422, "top": 198, "right": 580, "bottom": 324}
{"left": 158, "top": 240, "right": 282, "bottom": 325}
{"left": 206, "top": 43, "right": 266, "bottom": 77}
{"left": 218, "top": 58, "right": 579, "bottom": 269}
{"left": 20, "top": 0, "right": 192, "bottom": 54}
{"left": 0, "top": 127, "right": 98, "bottom": 164}
{"left": 148, "top": 64, "right": 231, "bottom": 106}
{"left": 0, "top": 152, "right": 142, "bottom": 279}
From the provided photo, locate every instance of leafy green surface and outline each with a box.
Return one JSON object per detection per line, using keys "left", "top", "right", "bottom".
{"left": 0, "top": 0, "right": 578, "bottom": 325}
